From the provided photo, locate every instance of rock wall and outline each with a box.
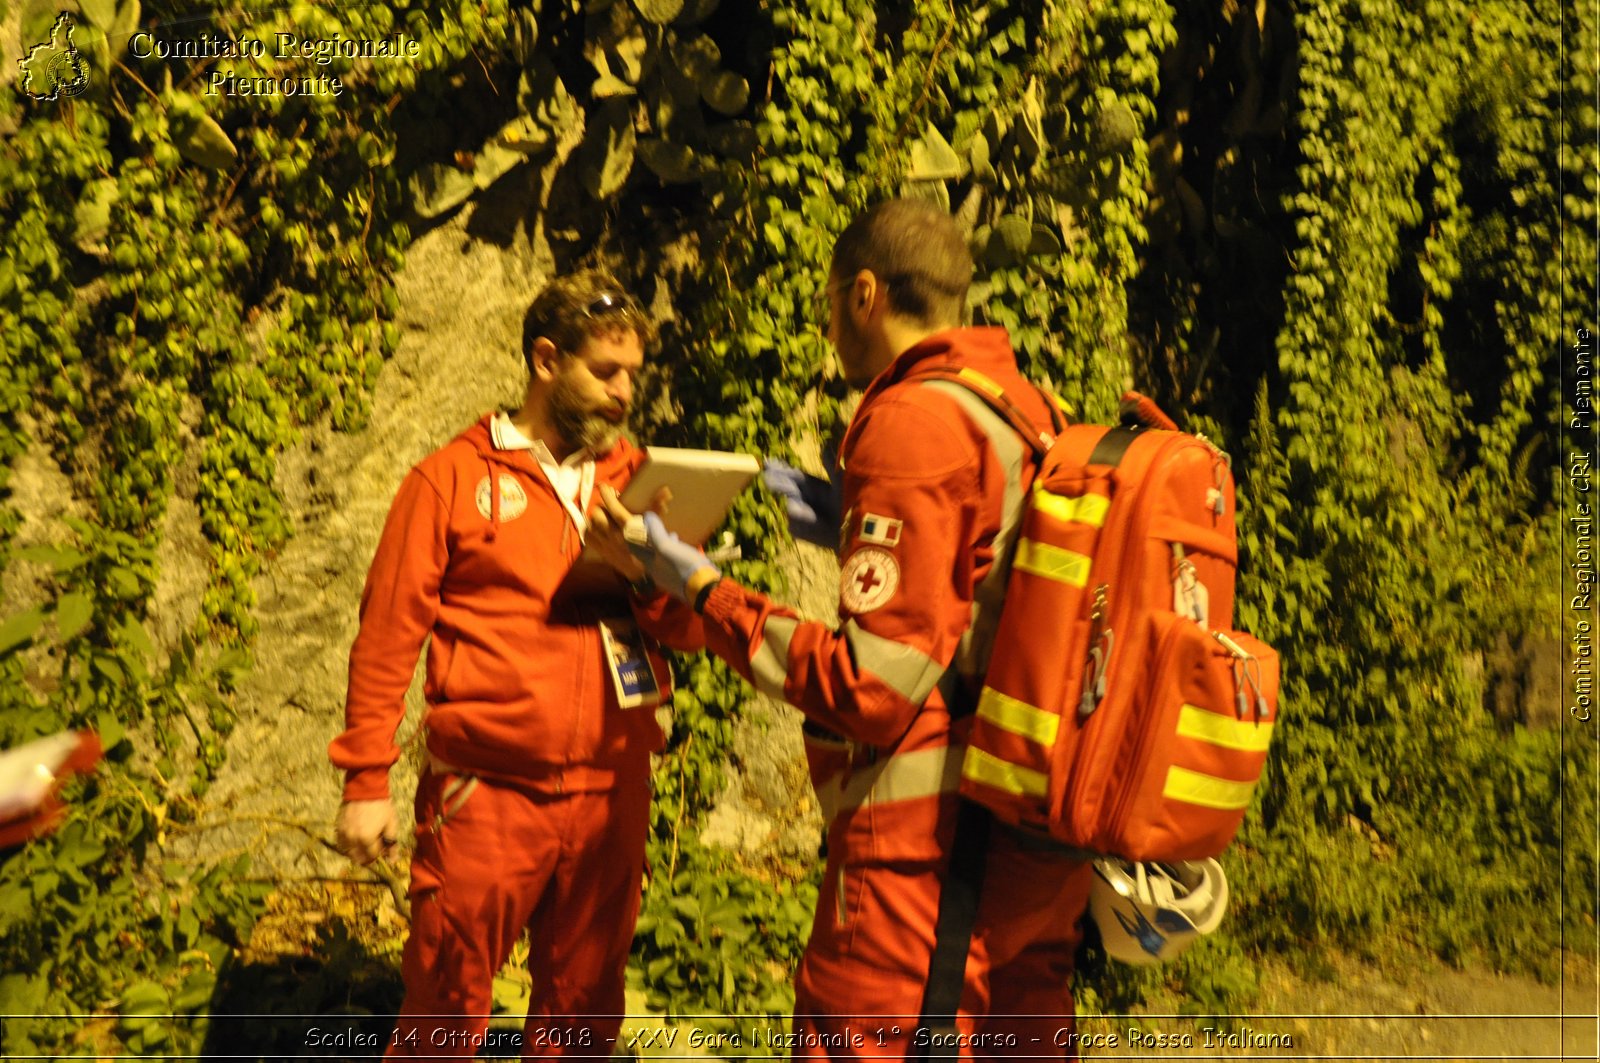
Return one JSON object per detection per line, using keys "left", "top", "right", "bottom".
{"left": 172, "top": 209, "right": 546, "bottom": 875}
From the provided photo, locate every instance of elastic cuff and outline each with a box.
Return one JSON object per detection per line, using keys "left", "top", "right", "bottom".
{"left": 341, "top": 768, "right": 391, "bottom": 804}
{"left": 692, "top": 576, "right": 723, "bottom": 614}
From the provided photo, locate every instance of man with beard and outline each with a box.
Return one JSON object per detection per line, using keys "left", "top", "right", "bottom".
{"left": 330, "top": 269, "right": 703, "bottom": 1058}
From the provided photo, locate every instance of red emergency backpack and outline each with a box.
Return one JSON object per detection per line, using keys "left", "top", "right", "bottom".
{"left": 927, "top": 368, "right": 1282, "bottom": 862}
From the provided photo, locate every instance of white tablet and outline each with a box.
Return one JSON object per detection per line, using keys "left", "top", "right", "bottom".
{"left": 618, "top": 447, "right": 761, "bottom": 546}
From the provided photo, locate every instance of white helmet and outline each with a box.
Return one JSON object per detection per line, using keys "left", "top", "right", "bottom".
{"left": 1088, "top": 858, "right": 1229, "bottom": 965}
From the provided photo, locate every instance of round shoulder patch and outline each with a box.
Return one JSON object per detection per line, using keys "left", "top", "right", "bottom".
{"left": 839, "top": 547, "right": 901, "bottom": 614}
{"left": 475, "top": 474, "right": 528, "bottom": 522}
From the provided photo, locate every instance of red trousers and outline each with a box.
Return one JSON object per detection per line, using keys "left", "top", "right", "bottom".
{"left": 791, "top": 828, "right": 1093, "bottom": 1061}
{"left": 386, "top": 768, "right": 650, "bottom": 1060}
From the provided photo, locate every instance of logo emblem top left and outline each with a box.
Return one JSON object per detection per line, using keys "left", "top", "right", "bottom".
{"left": 20, "top": 13, "right": 90, "bottom": 101}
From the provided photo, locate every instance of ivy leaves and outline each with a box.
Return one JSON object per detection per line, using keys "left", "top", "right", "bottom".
{"left": 1229, "top": 0, "right": 1582, "bottom": 977}
{"left": 165, "top": 92, "right": 238, "bottom": 171}
{"left": 1, "top": 3, "right": 516, "bottom": 1052}
{"left": 78, "top": 0, "right": 139, "bottom": 60}
{"left": 405, "top": 0, "right": 753, "bottom": 220}
{"left": 2, "top": 0, "right": 1581, "bottom": 1048}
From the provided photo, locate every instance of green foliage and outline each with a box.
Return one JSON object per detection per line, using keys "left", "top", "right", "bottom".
{"left": 1, "top": 0, "right": 1587, "bottom": 1050}
{"left": 1227, "top": 0, "right": 1590, "bottom": 970}
{"left": 619, "top": 0, "right": 1588, "bottom": 1023}
{"left": 630, "top": 836, "right": 815, "bottom": 1036}
{"left": 1, "top": 0, "right": 521, "bottom": 1053}
{"left": 1, "top": 0, "right": 809, "bottom": 1047}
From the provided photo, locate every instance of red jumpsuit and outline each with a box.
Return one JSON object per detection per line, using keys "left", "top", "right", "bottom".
{"left": 698, "top": 329, "right": 1093, "bottom": 1059}
{"left": 330, "top": 413, "right": 702, "bottom": 1059}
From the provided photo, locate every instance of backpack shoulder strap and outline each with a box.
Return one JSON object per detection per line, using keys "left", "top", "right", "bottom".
{"left": 1087, "top": 391, "right": 1181, "bottom": 466}
{"left": 917, "top": 371, "right": 1045, "bottom": 706}
{"left": 916, "top": 366, "right": 1067, "bottom": 458}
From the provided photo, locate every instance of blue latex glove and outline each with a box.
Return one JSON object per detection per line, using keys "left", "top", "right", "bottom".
{"left": 762, "top": 458, "right": 842, "bottom": 549}
{"left": 626, "top": 512, "right": 720, "bottom": 602}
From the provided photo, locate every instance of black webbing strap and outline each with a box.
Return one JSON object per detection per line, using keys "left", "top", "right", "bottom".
{"left": 997, "top": 819, "right": 1100, "bottom": 860}
{"left": 1088, "top": 425, "right": 1139, "bottom": 467}
{"left": 916, "top": 799, "right": 993, "bottom": 1058}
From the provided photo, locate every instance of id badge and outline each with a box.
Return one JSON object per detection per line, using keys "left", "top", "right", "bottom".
{"left": 599, "top": 617, "right": 667, "bottom": 710}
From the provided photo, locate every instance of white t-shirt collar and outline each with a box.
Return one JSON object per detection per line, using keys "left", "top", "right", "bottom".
{"left": 490, "top": 412, "right": 595, "bottom": 531}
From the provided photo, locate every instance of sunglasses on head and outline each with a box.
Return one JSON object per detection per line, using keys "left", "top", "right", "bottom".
{"left": 585, "top": 291, "right": 639, "bottom": 316}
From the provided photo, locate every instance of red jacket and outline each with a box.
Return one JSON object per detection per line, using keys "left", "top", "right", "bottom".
{"left": 698, "top": 328, "right": 1057, "bottom": 862}
{"left": 330, "top": 414, "right": 704, "bottom": 802}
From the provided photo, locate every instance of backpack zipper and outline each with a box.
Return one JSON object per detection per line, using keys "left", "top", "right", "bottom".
{"left": 1079, "top": 583, "right": 1112, "bottom": 716}
{"left": 1075, "top": 433, "right": 1188, "bottom": 713}
{"left": 1102, "top": 615, "right": 1190, "bottom": 841}
{"left": 1097, "top": 434, "right": 1210, "bottom": 687}
{"left": 1213, "top": 631, "right": 1270, "bottom": 718}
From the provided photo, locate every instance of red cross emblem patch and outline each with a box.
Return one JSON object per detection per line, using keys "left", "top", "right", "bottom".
{"left": 839, "top": 547, "right": 900, "bottom": 614}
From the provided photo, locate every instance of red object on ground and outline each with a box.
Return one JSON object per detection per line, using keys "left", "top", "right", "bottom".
{"left": 0, "top": 730, "right": 103, "bottom": 850}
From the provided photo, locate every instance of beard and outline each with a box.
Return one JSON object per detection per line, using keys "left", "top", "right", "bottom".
{"left": 835, "top": 311, "right": 875, "bottom": 390}
{"left": 548, "top": 371, "right": 627, "bottom": 454}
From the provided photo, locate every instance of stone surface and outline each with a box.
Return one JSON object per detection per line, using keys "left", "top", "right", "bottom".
{"left": 698, "top": 538, "right": 836, "bottom": 867}
{"left": 170, "top": 209, "right": 543, "bottom": 877}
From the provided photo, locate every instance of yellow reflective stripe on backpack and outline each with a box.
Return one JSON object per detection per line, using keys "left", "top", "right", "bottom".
{"left": 976, "top": 687, "right": 1059, "bottom": 746}
{"left": 962, "top": 745, "right": 1049, "bottom": 798}
{"left": 955, "top": 367, "right": 1006, "bottom": 397}
{"left": 1012, "top": 539, "right": 1092, "bottom": 587}
{"left": 1174, "top": 704, "right": 1275, "bottom": 752}
{"left": 1163, "top": 766, "right": 1256, "bottom": 810}
{"left": 1031, "top": 487, "right": 1110, "bottom": 528}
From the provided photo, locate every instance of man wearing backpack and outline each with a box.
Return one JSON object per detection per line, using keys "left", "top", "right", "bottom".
{"left": 592, "top": 200, "right": 1094, "bottom": 1058}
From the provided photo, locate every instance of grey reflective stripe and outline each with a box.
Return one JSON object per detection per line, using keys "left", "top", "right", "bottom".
{"left": 813, "top": 745, "right": 963, "bottom": 824}
{"left": 440, "top": 775, "right": 478, "bottom": 820}
{"left": 921, "top": 380, "right": 1028, "bottom": 688}
{"left": 755, "top": 614, "right": 938, "bottom": 718}
{"left": 750, "top": 615, "right": 801, "bottom": 700}
{"left": 843, "top": 618, "right": 945, "bottom": 705}
{"left": 815, "top": 769, "right": 845, "bottom": 824}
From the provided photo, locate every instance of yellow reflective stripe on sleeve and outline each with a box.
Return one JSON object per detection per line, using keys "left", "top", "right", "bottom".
{"left": 1012, "top": 539, "right": 1092, "bottom": 587}
{"left": 1175, "top": 704, "right": 1275, "bottom": 752}
{"left": 1031, "top": 488, "right": 1110, "bottom": 528}
{"left": 1163, "top": 766, "right": 1256, "bottom": 810}
{"left": 976, "top": 687, "right": 1059, "bottom": 746}
{"left": 962, "top": 745, "right": 1049, "bottom": 798}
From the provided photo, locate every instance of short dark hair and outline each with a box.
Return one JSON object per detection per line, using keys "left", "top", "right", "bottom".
{"left": 520, "top": 268, "right": 657, "bottom": 371}
{"left": 831, "top": 199, "right": 973, "bottom": 327}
